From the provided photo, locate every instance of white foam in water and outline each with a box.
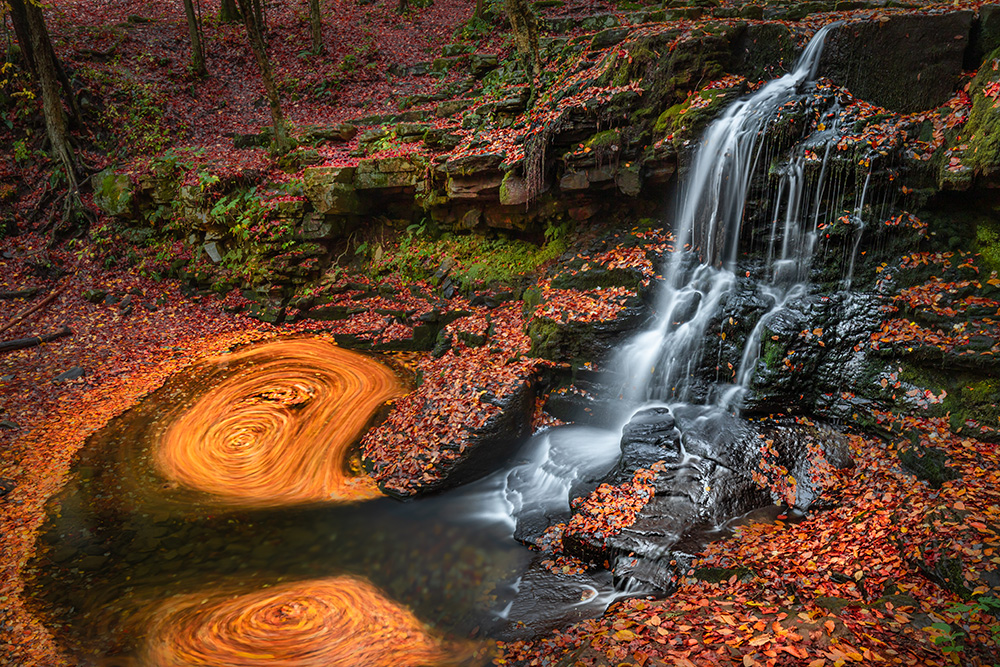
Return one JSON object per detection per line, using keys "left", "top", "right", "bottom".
{"left": 500, "top": 426, "right": 623, "bottom": 527}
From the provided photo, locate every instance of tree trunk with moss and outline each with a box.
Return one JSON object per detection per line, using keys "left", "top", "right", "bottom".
{"left": 219, "top": 0, "right": 240, "bottom": 22}
{"left": 183, "top": 0, "right": 207, "bottom": 76}
{"left": 8, "top": 0, "right": 80, "bottom": 125}
{"left": 235, "top": 0, "right": 291, "bottom": 153}
{"left": 309, "top": 0, "right": 323, "bottom": 54}
{"left": 504, "top": 0, "right": 541, "bottom": 103}
{"left": 11, "top": 0, "right": 95, "bottom": 238}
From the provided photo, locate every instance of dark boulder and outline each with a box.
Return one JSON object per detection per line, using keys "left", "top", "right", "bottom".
{"left": 819, "top": 12, "right": 974, "bottom": 112}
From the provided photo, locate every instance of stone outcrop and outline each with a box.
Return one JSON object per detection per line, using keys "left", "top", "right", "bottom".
{"left": 544, "top": 407, "right": 854, "bottom": 591}
{"left": 819, "top": 11, "right": 974, "bottom": 113}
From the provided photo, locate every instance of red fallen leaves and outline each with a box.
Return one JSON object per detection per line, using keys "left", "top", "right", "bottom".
{"left": 534, "top": 465, "right": 662, "bottom": 576}
{"left": 534, "top": 285, "right": 636, "bottom": 325}
{"left": 565, "top": 466, "right": 660, "bottom": 546}
{"left": 360, "top": 303, "right": 543, "bottom": 496}
{"left": 868, "top": 251, "right": 1000, "bottom": 358}
{"left": 500, "top": 414, "right": 1000, "bottom": 666}
{"left": 576, "top": 229, "right": 673, "bottom": 286}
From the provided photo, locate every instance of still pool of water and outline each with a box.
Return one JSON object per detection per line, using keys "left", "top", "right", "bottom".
{"left": 24, "top": 338, "right": 622, "bottom": 666}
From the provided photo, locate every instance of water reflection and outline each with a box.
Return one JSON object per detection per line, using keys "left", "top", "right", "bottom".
{"left": 26, "top": 337, "right": 622, "bottom": 665}
{"left": 138, "top": 576, "right": 473, "bottom": 667}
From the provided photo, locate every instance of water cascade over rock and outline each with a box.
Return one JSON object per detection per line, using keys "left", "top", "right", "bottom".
{"left": 500, "top": 23, "right": 866, "bottom": 600}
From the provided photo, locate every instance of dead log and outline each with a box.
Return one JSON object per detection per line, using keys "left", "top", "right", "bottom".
{"left": 0, "top": 325, "right": 72, "bottom": 353}
{"left": 0, "top": 287, "right": 41, "bottom": 300}
{"left": 0, "top": 284, "right": 66, "bottom": 334}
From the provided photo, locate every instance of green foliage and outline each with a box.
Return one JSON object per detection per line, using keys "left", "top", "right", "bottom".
{"left": 453, "top": 14, "right": 494, "bottom": 41}
{"left": 365, "top": 229, "right": 563, "bottom": 291}
{"left": 928, "top": 596, "right": 1000, "bottom": 659}
{"left": 976, "top": 217, "right": 1000, "bottom": 273}
{"left": 83, "top": 62, "right": 174, "bottom": 156}
{"left": 958, "top": 46, "right": 1000, "bottom": 180}
{"left": 760, "top": 337, "right": 785, "bottom": 370}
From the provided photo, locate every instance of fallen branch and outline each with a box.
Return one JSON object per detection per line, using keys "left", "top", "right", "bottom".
{"left": 0, "top": 284, "right": 66, "bottom": 335}
{"left": 0, "top": 288, "right": 41, "bottom": 300}
{"left": 0, "top": 325, "right": 72, "bottom": 353}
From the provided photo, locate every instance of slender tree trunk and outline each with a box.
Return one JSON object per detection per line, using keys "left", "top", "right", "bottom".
{"left": 397, "top": 0, "right": 408, "bottom": 13}
{"left": 252, "top": 0, "right": 265, "bottom": 36}
{"left": 7, "top": 0, "right": 36, "bottom": 72}
{"left": 309, "top": 0, "right": 323, "bottom": 54}
{"left": 235, "top": 0, "right": 290, "bottom": 152}
{"left": 475, "top": 0, "right": 485, "bottom": 20}
{"left": 8, "top": 0, "right": 80, "bottom": 124}
{"left": 219, "top": 0, "right": 240, "bottom": 22}
{"left": 12, "top": 0, "right": 77, "bottom": 189}
{"left": 182, "top": 0, "right": 207, "bottom": 76}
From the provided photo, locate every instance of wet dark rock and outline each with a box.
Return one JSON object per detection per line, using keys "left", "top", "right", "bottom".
{"left": 898, "top": 446, "right": 960, "bottom": 489}
{"left": 82, "top": 289, "right": 107, "bottom": 304}
{"left": 487, "top": 557, "right": 624, "bottom": 641}
{"left": 555, "top": 408, "right": 853, "bottom": 589}
{"left": 54, "top": 366, "right": 85, "bottom": 382}
{"left": 0, "top": 420, "right": 19, "bottom": 430}
{"left": 612, "top": 407, "right": 682, "bottom": 482}
{"left": 0, "top": 478, "right": 14, "bottom": 498}
{"left": 820, "top": 11, "right": 973, "bottom": 112}
{"left": 543, "top": 389, "right": 621, "bottom": 427}
{"left": 739, "top": 293, "right": 884, "bottom": 416}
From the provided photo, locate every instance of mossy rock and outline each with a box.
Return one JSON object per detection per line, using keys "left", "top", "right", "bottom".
{"left": 952, "top": 46, "right": 1000, "bottom": 185}
{"left": 730, "top": 22, "right": 796, "bottom": 81}
{"left": 898, "top": 446, "right": 960, "bottom": 489}
{"left": 93, "top": 169, "right": 134, "bottom": 217}
{"left": 693, "top": 566, "right": 754, "bottom": 583}
{"left": 814, "top": 596, "right": 865, "bottom": 612}
{"left": 548, "top": 262, "right": 642, "bottom": 292}
{"left": 653, "top": 84, "right": 740, "bottom": 142}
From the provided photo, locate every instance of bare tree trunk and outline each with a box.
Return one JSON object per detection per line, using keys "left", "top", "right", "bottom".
{"left": 219, "top": 0, "right": 240, "bottom": 22}
{"left": 183, "top": 0, "right": 207, "bottom": 76}
{"left": 309, "top": 0, "right": 323, "bottom": 54}
{"left": 8, "top": 0, "right": 80, "bottom": 124}
{"left": 14, "top": 0, "right": 77, "bottom": 188}
{"left": 252, "top": 0, "right": 265, "bottom": 36}
{"left": 475, "top": 0, "right": 485, "bottom": 20}
{"left": 397, "top": 0, "right": 408, "bottom": 13}
{"left": 504, "top": 0, "right": 541, "bottom": 104}
{"left": 235, "top": 0, "right": 290, "bottom": 152}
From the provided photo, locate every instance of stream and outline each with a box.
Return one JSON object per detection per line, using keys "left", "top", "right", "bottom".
{"left": 25, "top": 23, "right": 865, "bottom": 666}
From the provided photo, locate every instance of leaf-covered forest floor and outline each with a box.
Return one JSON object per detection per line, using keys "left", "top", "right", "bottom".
{"left": 3, "top": 0, "right": 1000, "bottom": 665}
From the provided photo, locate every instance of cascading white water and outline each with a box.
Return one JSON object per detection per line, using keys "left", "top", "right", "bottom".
{"left": 465, "top": 22, "right": 871, "bottom": 621}
{"left": 616, "top": 22, "right": 845, "bottom": 408}
{"left": 488, "top": 23, "right": 847, "bottom": 539}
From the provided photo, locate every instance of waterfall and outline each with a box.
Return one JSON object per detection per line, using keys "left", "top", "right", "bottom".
{"left": 616, "top": 22, "right": 844, "bottom": 409}
{"left": 492, "top": 23, "right": 869, "bottom": 605}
